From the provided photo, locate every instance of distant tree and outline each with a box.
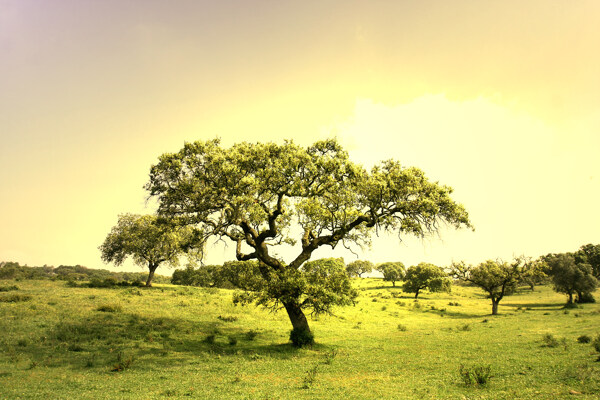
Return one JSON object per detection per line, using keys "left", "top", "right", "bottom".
{"left": 402, "top": 262, "right": 451, "bottom": 298}
{"left": 543, "top": 253, "right": 598, "bottom": 304}
{"left": 346, "top": 260, "right": 374, "bottom": 278}
{"left": 519, "top": 257, "right": 549, "bottom": 291}
{"left": 378, "top": 262, "right": 405, "bottom": 287}
{"left": 575, "top": 244, "right": 600, "bottom": 279}
{"left": 99, "top": 214, "right": 201, "bottom": 287}
{"left": 450, "top": 259, "right": 525, "bottom": 315}
{"left": 145, "top": 138, "right": 471, "bottom": 345}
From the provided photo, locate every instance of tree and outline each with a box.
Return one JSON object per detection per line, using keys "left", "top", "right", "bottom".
{"left": 145, "top": 139, "right": 471, "bottom": 345}
{"left": 450, "top": 259, "right": 524, "bottom": 315}
{"left": 346, "top": 260, "right": 374, "bottom": 278}
{"left": 543, "top": 253, "right": 598, "bottom": 304}
{"left": 519, "top": 257, "right": 548, "bottom": 291}
{"left": 99, "top": 214, "right": 200, "bottom": 287}
{"left": 575, "top": 244, "right": 600, "bottom": 279}
{"left": 378, "top": 262, "right": 405, "bottom": 287}
{"left": 402, "top": 262, "right": 450, "bottom": 298}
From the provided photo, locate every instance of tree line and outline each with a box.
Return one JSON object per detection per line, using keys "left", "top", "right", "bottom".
{"left": 171, "top": 242, "right": 600, "bottom": 317}
{"left": 0, "top": 261, "right": 170, "bottom": 285}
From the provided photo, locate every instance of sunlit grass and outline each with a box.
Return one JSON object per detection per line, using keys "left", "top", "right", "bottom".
{"left": 0, "top": 279, "right": 598, "bottom": 399}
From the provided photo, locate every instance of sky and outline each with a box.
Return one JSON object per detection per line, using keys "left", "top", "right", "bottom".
{"left": 1, "top": 0, "right": 599, "bottom": 274}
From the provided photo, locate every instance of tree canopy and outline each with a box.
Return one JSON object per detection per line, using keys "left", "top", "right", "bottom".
{"left": 99, "top": 214, "right": 200, "bottom": 286}
{"left": 450, "top": 259, "right": 524, "bottom": 315}
{"left": 346, "top": 260, "right": 374, "bottom": 278}
{"left": 402, "top": 262, "right": 450, "bottom": 298}
{"left": 543, "top": 253, "right": 598, "bottom": 304}
{"left": 146, "top": 138, "right": 472, "bottom": 344}
{"left": 378, "top": 262, "right": 405, "bottom": 287}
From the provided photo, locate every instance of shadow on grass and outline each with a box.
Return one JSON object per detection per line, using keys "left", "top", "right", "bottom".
{"left": 503, "top": 302, "right": 565, "bottom": 310}
{"left": 7, "top": 311, "right": 305, "bottom": 371}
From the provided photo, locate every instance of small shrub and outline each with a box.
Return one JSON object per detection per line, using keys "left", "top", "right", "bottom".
{"left": 459, "top": 324, "right": 471, "bottom": 331}
{"left": 204, "top": 334, "right": 216, "bottom": 344}
{"left": 228, "top": 336, "right": 238, "bottom": 346}
{"left": 542, "top": 333, "right": 560, "bottom": 348}
{"left": 593, "top": 334, "right": 600, "bottom": 354}
{"left": 397, "top": 324, "right": 407, "bottom": 332}
{"left": 17, "top": 339, "right": 28, "bottom": 347}
{"left": 381, "top": 306, "right": 387, "bottom": 311}
{"left": 577, "top": 335, "right": 592, "bottom": 344}
{"left": 0, "top": 285, "right": 19, "bottom": 292}
{"left": 290, "top": 328, "right": 314, "bottom": 347}
{"left": 459, "top": 364, "right": 492, "bottom": 386}
{"left": 245, "top": 330, "right": 259, "bottom": 341}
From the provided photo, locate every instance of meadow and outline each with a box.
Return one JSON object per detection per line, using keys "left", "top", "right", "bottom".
{"left": 1, "top": 278, "right": 599, "bottom": 399}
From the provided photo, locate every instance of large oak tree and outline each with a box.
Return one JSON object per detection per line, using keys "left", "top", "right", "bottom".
{"left": 145, "top": 138, "right": 471, "bottom": 345}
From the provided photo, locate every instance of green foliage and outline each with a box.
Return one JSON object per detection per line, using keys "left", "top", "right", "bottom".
{"left": 576, "top": 243, "right": 600, "bottom": 279}
{"left": 146, "top": 138, "right": 471, "bottom": 337}
{"left": 577, "top": 335, "right": 592, "bottom": 343}
{"left": 0, "top": 285, "right": 19, "bottom": 292}
{"left": 378, "top": 262, "right": 405, "bottom": 287}
{"left": 232, "top": 258, "right": 357, "bottom": 318}
{"left": 542, "top": 333, "right": 560, "bottom": 347}
{"left": 346, "top": 260, "right": 373, "bottom": 278}
{"left": 593, "top": 334, "right": 600, "bottom": 353}
{"left": 99, "top": 214, "right": 201, "bottom": 286}
{"left": 459, "top": 364, "right": 492, "bottom": 386}
{"left": 402, "top": 262, "right": 450, "bottom": 298}
{"left": 544, "top": 253, "right": 598, "bottom": 304}
{"left": 450, "top": 258, "right": 525, "bottom": 315}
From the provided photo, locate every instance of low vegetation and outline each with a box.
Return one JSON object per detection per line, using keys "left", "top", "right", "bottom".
{"left": 0, "top": 278, "right": 599, "bottom": 399}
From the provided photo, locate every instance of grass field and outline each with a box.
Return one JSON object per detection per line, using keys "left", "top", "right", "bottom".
{"left": 1, "top": 278, "right": 599, "bottom": 399}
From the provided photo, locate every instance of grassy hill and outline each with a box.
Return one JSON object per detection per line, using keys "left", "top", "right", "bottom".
{"left": 1, "top": 278, "right": 599, "bottom": 399}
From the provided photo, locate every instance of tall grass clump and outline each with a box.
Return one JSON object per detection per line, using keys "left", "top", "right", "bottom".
{"left": 459, "top": 364, "right": 492, "bottom": 386}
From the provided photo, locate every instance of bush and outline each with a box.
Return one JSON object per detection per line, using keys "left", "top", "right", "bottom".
{"left": 578, "top": 292, "right": 596, "bottom": 303}
{"left": 290, "top": 328, "right": 314, "bottom": 347}
{"left": 245, "top": 330, "right": 259, "bottom": 341}
{"left": 459, "top": 364, "right": 492, "bottom": 386}
{"left": 593, "top": 334, "right": 600, "bottom": 353}
{"left": 397, "top": 324, "right": 407, "bottom": 331}
{"left": 0, "top": 285, "right": 19, "bottom": 292}
{"left": 577, "top": 335, "right": 592, "bottom": 344}
{"left": 542, "top": 333, "right": 561, "bottom": 348}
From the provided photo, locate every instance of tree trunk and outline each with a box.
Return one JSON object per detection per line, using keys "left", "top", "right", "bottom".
{"left": 491, "top": 299, "right": 499, "bottom": 315}
{"left": 146, "top": 263, "right": 158, "bottom": 287}
{"left": 283, "top": 300, "right": 313, "bottom": 347}
{"left": 414, "top": 289, "right": 420, "bottom": 299}
{"left": 567, "top": 292, "right": 573, "bottom": 304}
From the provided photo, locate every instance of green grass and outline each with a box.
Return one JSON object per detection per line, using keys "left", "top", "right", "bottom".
{"left": 0, "top": 279, "right": 599, "bottom": 399}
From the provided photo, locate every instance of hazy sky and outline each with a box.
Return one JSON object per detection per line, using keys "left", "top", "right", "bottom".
{"left": 1, "top": 0, "right": 599, "bottom": 273}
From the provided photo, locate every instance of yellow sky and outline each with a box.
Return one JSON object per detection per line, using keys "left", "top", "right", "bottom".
{"left": 1, "top": 1, "right": 598, "bottom": 272}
